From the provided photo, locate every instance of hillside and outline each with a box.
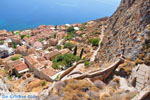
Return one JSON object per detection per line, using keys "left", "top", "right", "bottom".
{"left": 95, "top": 0, "right": 150, "bottom": 74}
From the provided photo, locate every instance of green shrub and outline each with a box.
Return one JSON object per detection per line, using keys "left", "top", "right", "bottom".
{"left": 17, "top": 73, "right": 22, "bottom": 78}
{"left": 80, "top": 23, "right": 86, "bottom": 31}
{"left": 26, "top": 35, "right": 31, "bottom": 39}
{"left": 67, "top": 26, "right": 75, "bottom": 33}
{"left": 12, "top": 42, "right": 17, "bottom": 48}
{"left": 52, "top": 61, "right": 66, "bottom": 69}
{"left": 65, "top": 32, "right": 75, "bottom": 40}
{"left": 0, "top": 40, "right": 4, "bottom": 45}
{"left": 39, "top": 38, "right": 44, "bottom": 42}
{"left": 64, "top": 42, "right": 75, "bottom": 50}
{"left": 52, "top": 53, "right": 80, "bottom": 69}
{"left": 54, "top": 74, "right": 60, "bottom": 81}
{"left": 89, "top": 38, "right": 99, "bottom": 46}
{"left": 82, "top": 22, "right": 87, "bottom": 26}
{"left": 93, "top": 32, "right": 99, "bottom": 35}
{"left": 15, "top": 31, "right": 20, "bottom": 35}
{"left": 41, "top": 81, "right": 46, "bottom": 86}
{"left": 11, "top": 56, "right": 20, "bottom": 61}
{"left": 65, "top": 27, "right": 76, "bottom": 40}
{"left": 84, "top": 60, "right": 90, "bottom": 66}
{"left": 2, "top": 69, "right": 8, "bottom": 74}
{"left": 20, "top": 35, "right": 26, "bottom": 39}
{"left": 56, "top": 45, "right": 62, "bottom": 50}
{"left": 8, "top": 76, "right": 13, "bottom": 80}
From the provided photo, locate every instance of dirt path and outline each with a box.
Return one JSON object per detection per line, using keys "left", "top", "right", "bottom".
{"left": 90, "top": 25, "right": 105, "bottom": 63}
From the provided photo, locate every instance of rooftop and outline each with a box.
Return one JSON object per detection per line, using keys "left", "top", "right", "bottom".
{"left": 41, "top": 67, "right": 57, "bottom": 77}
{"left": 15, "top": 63, "right": 28, "bottom": 71}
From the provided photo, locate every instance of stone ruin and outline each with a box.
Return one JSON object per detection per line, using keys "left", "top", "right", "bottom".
{"left": 130, "top": 64, "right": 150, "bottom": 91}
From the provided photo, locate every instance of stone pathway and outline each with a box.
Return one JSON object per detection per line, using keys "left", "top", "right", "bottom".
{"left": 90, "top": 25, "right": 105, "bottom": 63}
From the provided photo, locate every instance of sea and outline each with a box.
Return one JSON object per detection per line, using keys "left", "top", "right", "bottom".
{"left": 0, "top": 0, "right": 121, "bottom": 31}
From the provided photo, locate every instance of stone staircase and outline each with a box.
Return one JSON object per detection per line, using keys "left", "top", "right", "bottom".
{"left": 130, "top": 64, "right": 150, "bottom": 91}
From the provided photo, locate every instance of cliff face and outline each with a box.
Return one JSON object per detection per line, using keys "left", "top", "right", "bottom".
{"left": 96, "top": 0, "right": 150, "bottom": 66}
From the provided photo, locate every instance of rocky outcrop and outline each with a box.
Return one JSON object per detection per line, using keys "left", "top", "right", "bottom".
{"left": 96, "top": 0, "right": 150, "bottom": 66}
{"left": 0, "top": 78, "right": 10, "bottom": 92}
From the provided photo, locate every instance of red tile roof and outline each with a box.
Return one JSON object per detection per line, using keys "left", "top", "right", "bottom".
{"left": 15, "top": 63, "right": 28, "bottom": 71}
{"left": 7, "top": 59, "right": 23, "bottom": 69}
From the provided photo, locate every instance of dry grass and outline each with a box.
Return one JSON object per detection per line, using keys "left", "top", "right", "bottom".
{"left": 118, "top": 60, "right": 136, "bottom": 75}
{"left": 52, "top": 79, "right": 99, "bottom": 100}
{"left": 26, "top": 79, "right": 50, "bottom": 92}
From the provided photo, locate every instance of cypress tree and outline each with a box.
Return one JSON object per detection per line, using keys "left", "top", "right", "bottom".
{"left": 73, "top": 46, "right": 77, "bottom": 55}
{"left": 80, "top": 48, "right": 84, "bottom": 59}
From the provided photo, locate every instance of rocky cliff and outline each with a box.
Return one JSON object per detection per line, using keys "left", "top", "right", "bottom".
{"left": 96, "top": 0, "right": 150, "bottom": 67}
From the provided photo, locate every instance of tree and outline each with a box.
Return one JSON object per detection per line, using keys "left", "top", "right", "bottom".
{"left": 56, "top": 45, "right": 62, "bottom": 50}
{"left": 52, "top": 53, "right": 80, "bottom": 69}
{"left": 80, "top": 48, "right": 84, "bottom": 59}
{"left": 12, "top": 42, "right": 17, "bottom": 48}
{"left": 64, "top": 42, "right": 75, "bottom": 50}
{"left": 65, "top": 32, "right": 75, "bottom": 40}
{"left": 20, "top": 35, "right": 26, "bottom": 39}
{"left": 67, "top": 26, "right": 75, "bottom": 33}
{"left": 89, "top": 38, "right": 99, "bottom": 47}
{"left": 84, "top": 60, "right": 90, "bottom": 66}
{"left": 17, "top": 73, "right": 22, "bottom": 78}
{"left": 73, "top": 46, "right": 77, "bottom": 56}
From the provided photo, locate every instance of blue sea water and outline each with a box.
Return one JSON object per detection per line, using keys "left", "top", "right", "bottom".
{"left": 0, "top": 0, "right": 121, "bottom": 31}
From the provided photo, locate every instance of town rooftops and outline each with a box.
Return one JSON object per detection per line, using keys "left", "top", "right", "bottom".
{"left": 76, "top": 31, "right": 83, "bottom": 36}
{"left": 16, "top": 45, "right": 27, "bottom": 55}
{"left": 37, "top": 56, "right": 46, "bottom": 62}
{"left": 15, "top": 63, "right": 29, "bottom": 72}
{"left": 24, "top": 55, "right": 39, "bottom": 66}
{"left": 33, "top": 41, "right": 43, "bottom": 50}
{"left": 0, "top": 37, "right": 7, "bottom": 40}
{"left": 49, "top": 38, "right": 58, "bottom": 46}
{"left": 27, "top": 48, "right": 36, "bottom": 55}
{"left": 44, "top": 50, "right": 61, "bottom": 60}
{"left": 7, "top": 59, "right": 23, "bottom": 70}
{"left": 40, "top": 60, "right": 52, "bottom": 67}
{"left": 34, "top": 63, "right": 44, "bottom": 69}
{"left": 23, "top": 37, "right": 30, "bottom": 43}
{"left": 11, "top": 35, "right": 21, "bottom": 43}
{"left": 41, "top": 67, "right": 57, "bottom": 77}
